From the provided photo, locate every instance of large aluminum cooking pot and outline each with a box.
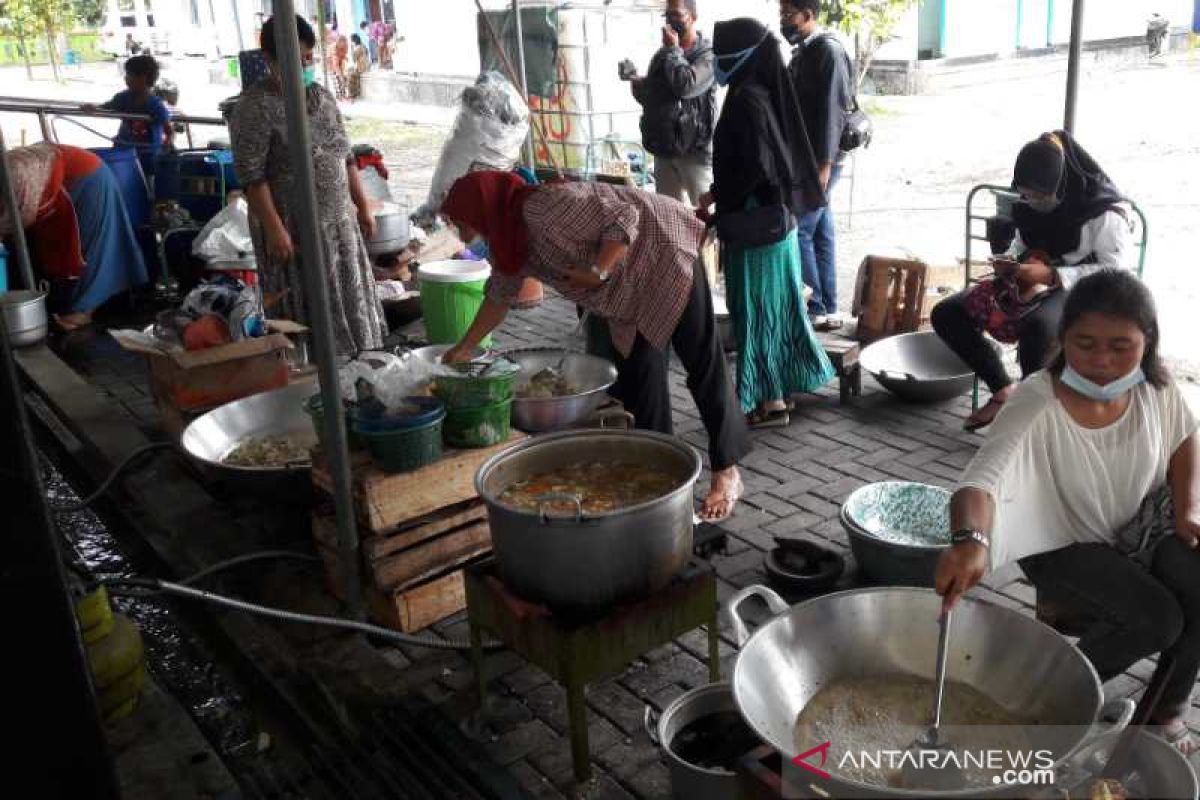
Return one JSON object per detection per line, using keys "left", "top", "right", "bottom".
{"left": 501, "top": 348, "right": 618, "bottom": 433}
{"left": 366, "top": 202, "right": 411, "bottom": 256}
{"left": 725, "top": 585, "right": 1134, "bottom": 799}
{"left": 860, "top": 331, "right": 974, "bottom": 403}
{"left": 475, "top": 430, "right": 701, "bottom": 613}
{"left": 1, "top": 290, "right": 48, "bottom": 347}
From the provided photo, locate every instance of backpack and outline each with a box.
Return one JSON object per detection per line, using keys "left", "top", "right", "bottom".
{"left": 820, "top": 34, "right": 872, "bottom": 152}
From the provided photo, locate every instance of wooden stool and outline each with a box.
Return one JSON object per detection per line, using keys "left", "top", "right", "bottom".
{"left": 816, "top": 331, "right": 862, "bottom": 404}
{"left": 465, "top": 558, "right": 720, "bottom": 783}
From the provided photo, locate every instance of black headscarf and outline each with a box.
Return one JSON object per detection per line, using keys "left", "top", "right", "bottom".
{"left": 1010, "top": 130, "right": 1124, "bottom": 259}
{"left": 712, "top": 18, "right": 824, "bottom": 214}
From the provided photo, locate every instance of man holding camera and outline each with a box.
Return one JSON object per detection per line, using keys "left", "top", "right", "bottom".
{"left": 621, "top": 0, "right": 716, "bottom": 205}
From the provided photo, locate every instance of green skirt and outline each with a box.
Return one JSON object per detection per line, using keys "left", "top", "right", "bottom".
{"left": 723, "top": 233, "right": 835, "bottom": 413}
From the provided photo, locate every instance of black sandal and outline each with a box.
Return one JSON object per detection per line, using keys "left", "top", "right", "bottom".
{"left": 747, "top": 408, "right": 790, "bottom": 429}
{"left": 963, "top": 397, "right": 1006, "bottom": 432}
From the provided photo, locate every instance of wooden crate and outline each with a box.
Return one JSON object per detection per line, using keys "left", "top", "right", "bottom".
{"left": 310, "top": 431, "right": 526, "bottom": 533}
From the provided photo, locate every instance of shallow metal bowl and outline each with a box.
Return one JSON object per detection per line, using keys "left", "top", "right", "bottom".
{"left": 501, "top": 348, "right": 618, "bottom": 433}
{"left": 180, "top": 381, "right": 317, "bottom": 484}
{"left": 860, "top": 331, "right": 973, "bottom": 402}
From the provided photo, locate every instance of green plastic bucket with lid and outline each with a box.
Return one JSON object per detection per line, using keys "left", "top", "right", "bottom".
{"left": 418, "top": 260, "right": 492, "bottom": 346}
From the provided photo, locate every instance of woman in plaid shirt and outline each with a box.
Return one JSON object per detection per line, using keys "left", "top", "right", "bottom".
{"left": 441, "top": 171, "right": 750, "bottom": 522}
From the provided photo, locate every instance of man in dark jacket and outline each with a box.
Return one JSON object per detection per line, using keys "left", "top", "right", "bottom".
{"left": 782, "top": 0, "right": 853, "bottom": 330}
{"left": 624, "top": 0, "right": 716, "bottom": 205}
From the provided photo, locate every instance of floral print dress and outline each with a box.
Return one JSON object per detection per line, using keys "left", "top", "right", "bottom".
{"left": 230, "top": 79, "right": 385, "bottom": 355}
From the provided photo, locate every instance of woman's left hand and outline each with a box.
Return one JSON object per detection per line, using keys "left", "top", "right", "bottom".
{"left": 357, "top": 206, "right": 377, "bottom": 240}
{"left": 559, "top": 266, "right": 604, "bottom": 291}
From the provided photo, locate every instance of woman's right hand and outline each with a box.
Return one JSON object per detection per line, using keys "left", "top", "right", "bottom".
{"left": 934, "top": 542, "right": 989, "bottom": 615}
{"left": 441, "top": 343, "right": 474, "bottom": 364}
{"left": 266, "top": 222, "right": 295, "bottom": 264}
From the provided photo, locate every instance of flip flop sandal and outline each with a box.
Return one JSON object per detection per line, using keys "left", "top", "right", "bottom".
{"left": 963, "top": 397, "right": 1005, "bottom": 432}
{"left": 1154, "top": 722, "right": 1199, "bottom": 756}
{"left": 814, "top": 318, "right": 844, "bottom": 332}
{"left": 699, "top": 478, "right": 744, "bottom": 524}
{"left": 747, "top": 409, "right": 790, "bottom": 429}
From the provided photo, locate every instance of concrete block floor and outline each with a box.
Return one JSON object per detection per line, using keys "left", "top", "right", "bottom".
{"left": 52, "top": 292, "right": 1199, "bottom": 799}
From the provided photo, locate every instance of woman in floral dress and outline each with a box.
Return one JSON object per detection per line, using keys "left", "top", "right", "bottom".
{"left": 230, "top": 14, "right": 385, "bottom": 355}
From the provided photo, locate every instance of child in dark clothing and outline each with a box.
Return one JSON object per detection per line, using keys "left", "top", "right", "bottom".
{"left": 91, "top": 55, "right": 173, "bottom": 171}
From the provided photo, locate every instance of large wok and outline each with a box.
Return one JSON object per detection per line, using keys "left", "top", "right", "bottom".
{"left": 180, "top": 380, "right": 317, "bottom": 496}
{"left": 725, "top": 585, "right": 1134, "bottom": 799}
{"left": 860, "top": 331, "right": 974, "bottom": 403}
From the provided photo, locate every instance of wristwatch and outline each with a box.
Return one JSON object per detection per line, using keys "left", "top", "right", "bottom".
{"left": 590, "top": 264, "right": 612, "bottom": 284}
{"left": 951, "top": 528, "right": 991, "bottom": 550}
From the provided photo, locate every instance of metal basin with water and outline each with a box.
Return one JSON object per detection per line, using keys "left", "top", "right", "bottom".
{"left": 841, "top": 481, "right": 952, "bottom": 587}
{"left": 860, "top": 331, "right": 974, "bottom": 402}
{"left": 501, "top": 348, "right": 618, "bottom": 433}
{"left": 725, "top": 586, "right": 1133, "bottom": 799}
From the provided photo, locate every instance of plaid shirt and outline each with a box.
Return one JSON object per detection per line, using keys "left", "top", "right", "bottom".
{"left": 486, "top": 182, "right": 704, "bottom": 356}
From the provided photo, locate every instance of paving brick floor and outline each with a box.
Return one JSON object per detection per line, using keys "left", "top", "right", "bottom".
{"left": 54, "top": 293, "right": 1199, "bottom": 799}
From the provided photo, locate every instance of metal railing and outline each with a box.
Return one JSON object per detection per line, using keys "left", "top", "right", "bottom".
{"left": 0, "top": 96, "right": 226, "bottom": 149}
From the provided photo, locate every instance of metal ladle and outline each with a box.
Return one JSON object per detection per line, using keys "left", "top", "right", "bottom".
{"left": 899, "top": 609, "right": 967, "bottom": 790}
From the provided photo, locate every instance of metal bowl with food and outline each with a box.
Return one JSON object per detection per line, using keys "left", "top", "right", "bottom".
{"left": 181, "top": 381, "right": 317, "bottom": 494}
{"left": 860, "top": 331, "right": 974, "bottom": 402}
{"left": 501, "top": 348, "right": 619, "bottom": 432}
{"left": 475, "top": 430, "right": 701, "bottom": 613}
{"left": 725, "top": 585, "right": 1134, "bottom": 799}
{"left": 841, "top": 481, "right": 951, "bottom": 587}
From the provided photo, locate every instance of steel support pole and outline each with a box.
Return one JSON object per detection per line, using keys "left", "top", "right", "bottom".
{"left": 512, "top": 0, "right": 536, "bottom": 170}
{"left": 1063, "top": 0, "right": 1085, "bottom": 134}
{"left": 271, "top": 4, "right": 364, "bottom": 619}
{"left": 0, "top": 126, "right": 39, "bottom": 290}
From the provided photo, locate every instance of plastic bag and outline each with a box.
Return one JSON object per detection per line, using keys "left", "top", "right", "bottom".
{"left": 192, "top": 197, "right": 254, "bottom": 263}
{"left": 179, "top": 276, "right": 265, "bottom": 341}
{"left": 416, "top": 72, "right": 529, "bottom": 221}
{"left": 338, "top": 351, "right": 437, "bottom": 412}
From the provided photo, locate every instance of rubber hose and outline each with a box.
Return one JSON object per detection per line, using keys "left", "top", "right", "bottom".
{"left": 104, "top": 578, "right": 501, "bottom": 652}
{"left": 51, "top": 441, "right": 178, "bottom": 514}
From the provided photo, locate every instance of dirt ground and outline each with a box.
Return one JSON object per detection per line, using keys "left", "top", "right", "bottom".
{"left": 3, "top": 52, "right": 1196, "bottom": 374}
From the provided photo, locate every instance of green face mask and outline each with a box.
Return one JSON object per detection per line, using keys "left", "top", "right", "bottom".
{"left": 302, "top": 66, "right": 316, "bottom": 87}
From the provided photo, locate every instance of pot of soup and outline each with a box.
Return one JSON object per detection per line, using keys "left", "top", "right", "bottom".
{"left": 725, "top": 586, "right": 1135, "bottom": 799}
{"left": 475, "top": 430, "right": 701, "bottom": 613}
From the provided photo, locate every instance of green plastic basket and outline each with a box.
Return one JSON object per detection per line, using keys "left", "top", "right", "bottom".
{"left": 303, "top": 394, "right": 361, "bottom": 450}
{"left": 432, "top": 362, "right": 517, "bottom": 409}
{"left": 355, "top": 412, "right": 445, "bottom": 473}
{"left": 443, "top": 399, "right": 512, "bottom": 449}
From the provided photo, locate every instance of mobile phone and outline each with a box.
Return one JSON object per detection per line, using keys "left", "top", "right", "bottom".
{"left": 991, "top": 257, "right": 1019, "bottom": 276}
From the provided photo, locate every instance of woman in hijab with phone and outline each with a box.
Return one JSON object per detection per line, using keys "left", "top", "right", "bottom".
{"left": 696, "top": 17, "right": 834, "bottom": 428}
{"left": 932, "top": 131, "right": 1134, "bottom": 431}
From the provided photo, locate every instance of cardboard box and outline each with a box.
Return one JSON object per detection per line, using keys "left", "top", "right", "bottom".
{"left": 114, "top": 322, "right": 299, "bottom": 415}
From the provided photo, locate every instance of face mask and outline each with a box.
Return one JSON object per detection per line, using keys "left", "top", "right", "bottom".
{"left": 781, "top": 23, "right": 803, "bottom": 45}
{"left": 1061, "top": 364, "right": 1146, "bottom": 402}
{"left": 1027, "top": 196, "right": 1061, "bottom": 214}
{"left": 668, "top": 20, "right": 688, "bottom": 38}
{"left": 468, "top": 235, "right": 490, "bottom": 260}
{"left": 302, "top": 66, "right": 317, "bottom": 87}
{"left": 714, "top": 36, "right": 766, "bottom": 86}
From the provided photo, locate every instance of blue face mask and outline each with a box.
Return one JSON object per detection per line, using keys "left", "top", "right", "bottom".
{"left": 713, "top": 35, "right": 767, "bottom": 86}
{"left": 1061, "top": 364, "right": 1146, "bottom": 402}
{"left": 468, "top": 235, "right": 490, "bottom": 260}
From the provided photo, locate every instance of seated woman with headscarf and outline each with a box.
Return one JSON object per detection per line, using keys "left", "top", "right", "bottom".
{"left": 932, "top": 130, "right": 1134, "bottom": 431}
{"left": 0, "top": 143, "right": 148, "bottom": 330}
{"left": 696, "top": 17, "right": 834, "bottom": 428}
{"left": 439, "top": 171, "right": 751, "bottom": 522}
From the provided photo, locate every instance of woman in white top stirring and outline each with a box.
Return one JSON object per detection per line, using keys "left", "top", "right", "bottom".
{"left": 936, "top": 270, "right": 1200, "bottom": 752}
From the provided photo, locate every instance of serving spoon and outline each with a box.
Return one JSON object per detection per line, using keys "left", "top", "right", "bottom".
{"left": 899, "top": 609, "right": 967, "bottom": 790}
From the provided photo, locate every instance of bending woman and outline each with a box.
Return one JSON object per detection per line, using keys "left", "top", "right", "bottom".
{"left": 936, "top": 270, "right": 1199, "bottom": 753}
{"left": 698, "top": 17, "right": 834, "bottom": 428}
{"left": 440, "top": 171, "right": 750, "bottom": 522}
{"left": 0, "top": 143, "right": 148, "bottom": 330}
{"left": 933, "top": 130, "right": 1134, "bottom": 431}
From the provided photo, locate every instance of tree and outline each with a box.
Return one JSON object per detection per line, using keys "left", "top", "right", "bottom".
{"left": 0, "top": 0, "right": 41, "bottom": 79}
{"left": 73, "top": 0, "right": 102, "bottom": 28}
{"left": 30, "top": 0, "right": 74, "bottom": 82}
{"left": 825, "top": 0, "right": 915, "bottom": 88}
